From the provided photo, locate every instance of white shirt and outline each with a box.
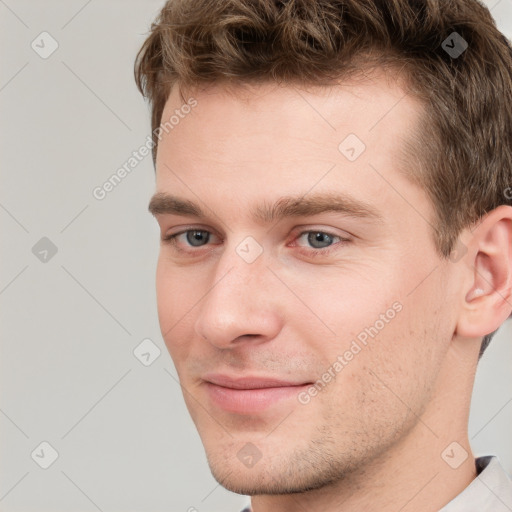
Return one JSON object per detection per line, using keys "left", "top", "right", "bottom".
{"left": 440, "top": 456, "right": 512, "bottom": 511}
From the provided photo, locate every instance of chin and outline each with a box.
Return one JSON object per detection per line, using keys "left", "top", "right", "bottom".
{"left": 204, "top": 443, "right": 352, "bottom": 496}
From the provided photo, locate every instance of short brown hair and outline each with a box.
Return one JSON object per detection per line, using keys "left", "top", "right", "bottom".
{"left": 134, "top": 0, "right": 512, "bottom": 351}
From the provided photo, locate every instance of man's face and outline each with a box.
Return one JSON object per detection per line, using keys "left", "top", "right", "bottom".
{"left": 151, "top": 76, "right": 460, "bottom": 494}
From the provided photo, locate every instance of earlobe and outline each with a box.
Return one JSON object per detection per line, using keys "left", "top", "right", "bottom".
{"left": 455, "top": 206, "right": 512, "bottom": 339}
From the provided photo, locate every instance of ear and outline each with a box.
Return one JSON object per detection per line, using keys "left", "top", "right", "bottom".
{"left": 455, "top": 205, "right": 512, "bottom": 338}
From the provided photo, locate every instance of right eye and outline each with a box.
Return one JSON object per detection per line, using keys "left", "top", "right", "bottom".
{"left": 162, "top": 229, "right": 222, "bottom": 252}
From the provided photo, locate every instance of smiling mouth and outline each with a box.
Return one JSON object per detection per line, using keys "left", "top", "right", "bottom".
{"left": 202, "top": 374, "right": 312, "bottom": 414}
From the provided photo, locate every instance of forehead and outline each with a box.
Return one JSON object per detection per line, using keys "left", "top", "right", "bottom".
{"left": 154, "top": 75, "right": 427, "bottom": 222}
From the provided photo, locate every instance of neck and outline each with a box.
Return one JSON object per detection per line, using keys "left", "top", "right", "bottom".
{"left": 251, "top": 344, "right": 479, "bottom": 512}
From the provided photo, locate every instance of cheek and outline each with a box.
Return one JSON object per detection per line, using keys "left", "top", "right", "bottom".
{"left": 293, "top": 256, "right": 449, "bottom": 389}
{"left": 155, "top": 258, "right": 178, "bottom": 333}
{"left": 342, "top": 278, "right": 451, "bottom": 416}
{"left": 314, "top": 307, "right": 441, "bottom": 443}
{"left": 155, "top": 257, "right": 199, "bottom": 355}
{"left": 285, "top": 262, "right": 404, "bottom": 346}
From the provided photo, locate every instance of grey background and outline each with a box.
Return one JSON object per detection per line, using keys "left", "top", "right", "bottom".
{"left": 0, "top": 1, "right": 511, "bottom": 511}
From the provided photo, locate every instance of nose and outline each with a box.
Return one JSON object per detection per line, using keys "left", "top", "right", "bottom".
{"left": 194, "top": 244, "right": 283, "bottom": 349}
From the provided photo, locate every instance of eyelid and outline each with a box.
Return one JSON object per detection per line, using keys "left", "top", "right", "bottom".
{"left": 162, "top": 225, "right": 222, "bottom": 240}
{"left": 289, "top": 225, "right": 352, "bottom": 242}
{"left": 289, "top": 229, "right": 349, "bottom": 253}
{"left": 161, "top": 226, "right": 351, "bottom": 255}
{"left": 163, "top": 226, "right": 348, "bottom": 239}
{"left": 293, "top": 230, "right": 342, "bottom": 246}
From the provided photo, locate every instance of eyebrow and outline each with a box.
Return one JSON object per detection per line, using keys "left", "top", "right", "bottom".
{"left": 148, "top": 192, "right": 383, "bottom": 224}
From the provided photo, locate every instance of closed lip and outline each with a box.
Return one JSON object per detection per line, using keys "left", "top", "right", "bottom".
{"left": 202, "top": 374, "right": 311, "bottom": 389}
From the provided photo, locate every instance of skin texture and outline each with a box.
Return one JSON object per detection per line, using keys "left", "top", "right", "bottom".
{"left": 150, "top": 73, "right": 512, "bottom": 512}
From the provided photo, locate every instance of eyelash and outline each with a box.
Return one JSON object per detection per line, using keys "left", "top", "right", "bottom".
{"left": 161, "top": 229, "right": 349, "bottom": 256}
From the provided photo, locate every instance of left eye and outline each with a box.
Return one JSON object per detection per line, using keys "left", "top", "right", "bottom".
{"left": 297, "top": 231, "right": 341, "bottom": 249}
